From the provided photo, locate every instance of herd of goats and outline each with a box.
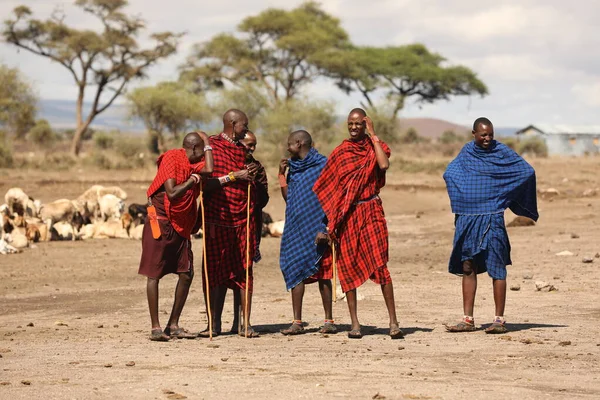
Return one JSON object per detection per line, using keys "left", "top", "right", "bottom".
{"left": 0, "top": 186, "right": 284, "bottom": 255}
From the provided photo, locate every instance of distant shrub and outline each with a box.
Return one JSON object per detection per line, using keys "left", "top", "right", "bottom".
{"left": 518, "top": 136, "right": 548, "bottom": 157}
{"left": 43, "top": 152, "right": 75, "bottom": 170}
{"left": 393, "top": 157, "right": 448, "bottom": 174}
{"left": 0, "top": 131, "right": 13, "bottom": 168}
{"left": 147, "top": 131, "right": 160, "bottom": 154}
{"left": 114, "top": 136, "right": 144, "bottom": 159}
{"left": 94, "top": 131, "right": 116, "bottom": 150}
{"left": 502, "top": 137, "right": 517, "bottom": 150}
{"left": 400, "top": 127, "right": 420, "bottom": 144}
{"left": 28, "top": 119, "right": 56, "bottom": 146}
{"left": 87, "top": 152, "right": 113, "bottom": 170}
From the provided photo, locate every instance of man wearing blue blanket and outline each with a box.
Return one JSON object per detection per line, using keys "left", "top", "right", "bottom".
{"left": 278, "top": 130, "right": 336, "bottom": 335}
{"left": 443, "top": 117, "right": 538, "bottom": 334}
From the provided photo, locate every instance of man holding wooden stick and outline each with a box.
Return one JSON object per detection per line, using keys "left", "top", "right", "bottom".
{"left": 199, "top": 109, "right": 260, "bottom": 338}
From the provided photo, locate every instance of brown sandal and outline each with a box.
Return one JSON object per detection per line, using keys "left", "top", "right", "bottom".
{"left": 319, "top": 322, "right": 338, "bottom": 334}
{"left": 149, "top": 328, "right": 170, "bottom": 342}
{"left": 485, "top": 321, "right": 508, "bottom": 334}
{"left": 166, "top": 327, "right": 197, "bottom": 339}
{"left": 281, "top": 322, "right": 305, "bottom": 335}
{"left": 389, "top": 324, "right": 404, "bottom": 339}
{"left": 444, "top": 321, "right": 477, "bottom": 332}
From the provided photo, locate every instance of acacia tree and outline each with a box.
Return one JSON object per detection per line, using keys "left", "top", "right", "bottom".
{"left": 320, "top": 44, "right": 488, "bottom": 118}
{"left": 3, "top": 0, "right": 182, "bottom": 156}
{"left": 0, "top": 64, "right": 37, "bottom": 138}
{"left": 127, "top": 82, "right": 210, "bottom": 154}
{"left": 181, "top": 1, "right": 349, "bottom": 105}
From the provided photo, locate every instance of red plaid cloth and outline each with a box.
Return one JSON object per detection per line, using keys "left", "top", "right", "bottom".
{"left": 202, "top": 222, "right": 255, "bottom": 293}
{"left": 147, "top": 148, "right": 205, "bottom": 239}
{"left": 314, "top": 137, "right": 392, "bottom": 292}
{"left": 201, "top": 134, "right": 257, "bottom": 292}
{"left": 303, "top": 247, "right": 333, "bottom": 284}
{"left": 203, "top": 134, "right": 256, "bottom": 226}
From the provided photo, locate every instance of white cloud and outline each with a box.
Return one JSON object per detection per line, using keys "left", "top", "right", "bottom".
{"left": 572, "top": 81, "right": 600, "bottom": 107}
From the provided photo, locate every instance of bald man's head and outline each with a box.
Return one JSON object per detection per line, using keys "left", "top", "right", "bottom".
{"left": 182, "top": 131, "right": 204, "bottom": 163}
{"left": 289, "top": 130, "right": 312, "bottom": 148}
{"left": 183, "top": 131, "right": 202, "bottom": 149}
{"left": 347, "top": 108, "right": 367, "bottom": 140}
{"left": 286, "top": 130, "right": 313, "bottom": 159}
{"left": 348, "top": 108, "right": 367, "bottom": 119}
{"left": 240, "top": 131, "right": 257, "bottom": 154}
{"left": 222, "top": 108, "right": 249, "bottom": 142}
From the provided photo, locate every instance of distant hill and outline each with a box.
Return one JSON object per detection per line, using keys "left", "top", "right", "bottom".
{"left": 38, "top": 99, "right": 519, "bottom": 137}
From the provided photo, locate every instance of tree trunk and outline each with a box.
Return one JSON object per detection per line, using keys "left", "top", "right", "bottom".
{"left": 70, "top": 122, "right": 91, "bottom": 156}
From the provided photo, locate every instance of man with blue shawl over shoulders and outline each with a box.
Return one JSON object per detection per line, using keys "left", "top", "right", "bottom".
{"left": 278, "top": 130, "right": 336, "bottom": 336}
{"left": 443, "top": 117, "right": 538, "bottom": 334}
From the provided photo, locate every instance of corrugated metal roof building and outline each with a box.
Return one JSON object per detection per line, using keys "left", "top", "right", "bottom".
{"left": 515, "top": 124, "right": 600, "bottom": 156}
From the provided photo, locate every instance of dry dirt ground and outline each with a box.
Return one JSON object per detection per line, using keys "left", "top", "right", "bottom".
{"left": 1, "top": 157, "right": 599, "bottom": 399}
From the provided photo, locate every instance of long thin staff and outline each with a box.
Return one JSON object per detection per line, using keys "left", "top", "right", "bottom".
{"left": 244, "top": 183, "right": 251, "bottom": 338}
{"left": 200, "top": 181, "right": 213, "bottom": 340}
{"left": 332, "top": 242, "right": 337, "bottom": 303}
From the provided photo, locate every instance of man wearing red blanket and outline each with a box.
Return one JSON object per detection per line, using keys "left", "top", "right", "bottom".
{"left": 313, "top": 108, "right": 403, "bottom": 339}
{"left": 139, "top": 131, "right": 213, "bottom": 342}
{"left": 200, "top": 109, "right": 260, "bottom": 338}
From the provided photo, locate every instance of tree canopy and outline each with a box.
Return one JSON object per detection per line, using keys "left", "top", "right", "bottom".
{"left": 3, "top": 0, "right": 182, "bottom": 155}
{"left": 127, "top": 82, "right": 210, "bottom": 154}
{"left": 0, "top": 64, "right": 37, "bottom": 138}
{"left": 319, "top": 44, "right": 488, "bottom": 117}
{"left": 181, "top": 1, "right": 350, "bottom": 105}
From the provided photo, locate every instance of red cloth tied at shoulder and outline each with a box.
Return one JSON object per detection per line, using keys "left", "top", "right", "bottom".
{"left": 313, "top": 137, "right": 390, "bottom": 234}
{"left": 146, "top": 148, "right": 204, "bottom": 239}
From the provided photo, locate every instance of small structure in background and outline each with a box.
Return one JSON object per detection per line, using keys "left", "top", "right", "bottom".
{"left": 515, "top": 124, "right": 600, "bottom": 156}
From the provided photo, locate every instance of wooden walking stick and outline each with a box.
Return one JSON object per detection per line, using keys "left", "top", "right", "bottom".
{"left": 332, "top": 242, "right": 337, "bottom": 303}
{"left": 199, "top": 181, "right": 213, "bottom": 341}
{"left": 244, "top": 182, "right": 251, "bottom": 338}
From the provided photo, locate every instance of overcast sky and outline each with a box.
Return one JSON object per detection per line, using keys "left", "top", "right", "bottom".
{"left": 1, "top": 0, "right": 599, "bottom": 127}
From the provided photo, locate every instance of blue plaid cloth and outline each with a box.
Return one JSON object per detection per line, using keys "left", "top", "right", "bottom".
{"left": 444, "top": 141, "right": 538, "bottom": 279}
{"left": 280, "top": 148, "right": 328, "bottom": 290}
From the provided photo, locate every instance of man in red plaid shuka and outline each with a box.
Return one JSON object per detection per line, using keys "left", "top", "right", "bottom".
{"left": 313, "top": 108, "right": 403, "bottom": 339}
{"left": 139, "top": 131, "right": 213, "bottom": 342}
{"left": 199, "top": 109, "right": 260, "bottom": 338}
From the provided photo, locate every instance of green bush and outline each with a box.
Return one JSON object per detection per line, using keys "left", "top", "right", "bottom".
{"left": 399, "top": 127, "right": 420, "bottom": 144}
{"left": 114, "top": 136, "right": 144, "bottom": 159}
{"left": 94, "top": 131, "right": 116, "bottom": 149}
{"left": 502, "top": 137, "right": 518, "bottom": 150}
{"left": 518, "top": 136, "right": 548, "bottom": 157}
{"left": 43, "top": 153, "right": 75, "bottom": 170}
{"left": 0, "top": 131, "right": 13, "bottom": 168}
{"left": 28, "top": 119, "right": 56, "bottom": 145}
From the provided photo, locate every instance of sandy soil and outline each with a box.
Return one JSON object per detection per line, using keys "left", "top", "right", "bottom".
{"left": 1, "top": 156, "right": 599, "bottom": 399}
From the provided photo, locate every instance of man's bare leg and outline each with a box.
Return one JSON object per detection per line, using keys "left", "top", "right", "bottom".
{"left": 281, "top": 282, "right": 305, "bottom": 335}
{"left": 492, "top": 279, "right": 506, "bottom": 317}
{"left": 346, "top": 289, "right": 361, "bottom": 338}
{"left": 318, "top": 280, "right": 333, "bottom": 320}
{"left": 230, "top": 288, "right": 241, "bottom": 333}
{"left": 239, "top": 289, "right": 258, "bottom": 337}
{"left": 462, "top": 260, "right": 477, "bottom": 317}
{"left": 166, "top": 271, "right": 195, "bottom": 338}
{"left": 147, "top": 277, "right": 161, "bottom": 329}
{"left": 381, "top": 282, "right": 403, "bottom": 337}
{"left": 147, "top": 277, "right": 168, "bottom": 341}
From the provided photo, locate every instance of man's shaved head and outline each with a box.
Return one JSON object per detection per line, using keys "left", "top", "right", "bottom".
{"left": 223, "top": 109, "right": 248, "bottom": 125}
{"left": 348, "top": 108, "right": 367, "bottom": 119}
{"left": 289, "top": 130, "right": 312, "bottom": 148}
{"left": 223, "top": 108, "right": 249, "bottom": 141}
{"left": 183, "top": 131, "right": 202, "bottom": 149}
{"left": 473, "top": 117, "right": 493, "bottom": 132}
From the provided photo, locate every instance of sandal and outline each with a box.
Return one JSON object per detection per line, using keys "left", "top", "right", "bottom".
{"left": 485, "top": 320, "right": 508, "bottom": 334}
{"left": 166, "top": 327, "right": 197, "bottom": 339}
{"left": 239, "top": 326, "right": 260, "bottom": 338}
{"left": 389, "top": 324, "right": 404, "bottom": 339}
{"left": 319, "top": 322, "right": 338, "bottom": 334}
{"left": 149, "top": 328, "right": 170, "bottom": 342}
{"left": 444, "top": 320, "right": 477, "bottom": 332}
{"left": 281, "top": 321, "right": 305, "bottom": 336}
{"left": 348, "top": 328, "right": 362, "bottom": 339}
{"left": 197, "top": 329, "right": 220, "bottom": 338}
